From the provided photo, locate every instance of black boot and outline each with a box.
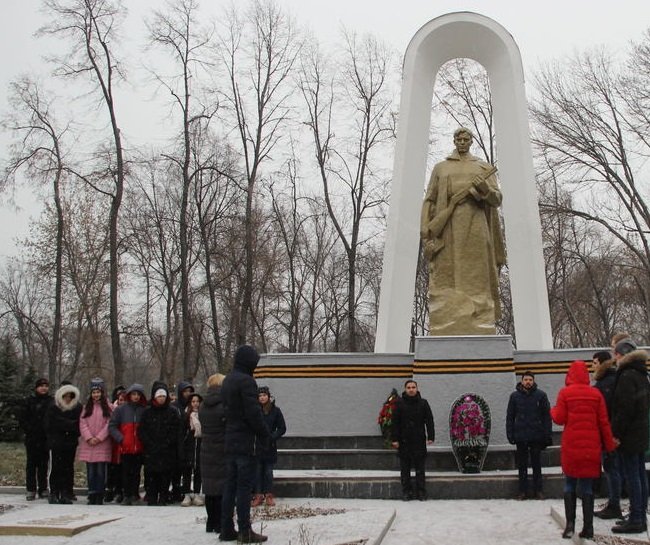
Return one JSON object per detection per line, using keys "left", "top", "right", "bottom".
{"left": 579, "top": 494, "right": 594, "bottom": 539}
{"left": 562, "top": 492, "right": 576, "bottom": 539}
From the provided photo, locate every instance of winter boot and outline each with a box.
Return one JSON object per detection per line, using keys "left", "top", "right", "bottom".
{"left": 26, "top": 491, "right": 36, "bottom": 501}
{"left": 579, "top": 494, "right": 594, "bottom": 539}
{"left": 562, "top": 492, "right": 576, "bottom": 539}
{"left": 251, "top": 493, "right": 264, "bottom": 507}
{"left": 594, "top": 502, "right": 622, "bottom": 519}
{"left": 192, "top": 494, "right": 205, "bottom": 506}
{"left": 264, "top": 493, "right": 275, "bottom": 507}
{"left": 104, "top": 489, "right": 114, "bottom": 503}
{"left": 181, "top": 493, "right": 193, "bottom": 507}
{"left": 237, "top": 528, "right": 268, "bottom": 543}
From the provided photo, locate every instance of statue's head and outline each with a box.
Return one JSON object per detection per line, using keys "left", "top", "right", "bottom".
{"left": 453, "top": 127, "right": 473, "bottom": 154}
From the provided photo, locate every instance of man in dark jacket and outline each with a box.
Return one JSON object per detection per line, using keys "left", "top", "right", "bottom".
{"left": 220, "top": 345, "right": 271, "bottom": 543}
{"left": 170, "top": 380, "right": 194, "bottom": 502}
{"left": 19, "top": 378, "right": 52, "bottom": 500}
{"left": 610, "top": 340, "right": 650, "bottom": 534}
{"left": 506, "top": 371, "right": 552, "bottom": 500}
{"left": 592, "top": 350, "right": 623, "bottom": 519}
{"left": 391, "top": 380, "right": 435, "bottom": 501}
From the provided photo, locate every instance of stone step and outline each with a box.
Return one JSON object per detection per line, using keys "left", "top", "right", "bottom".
{"left": 273, "top": 468, "right": 568, "bottom": 500}
{"left": 276, "top": 445, "right": 561, "bottom": 471}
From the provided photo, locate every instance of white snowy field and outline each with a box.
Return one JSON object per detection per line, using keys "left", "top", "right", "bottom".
{"left": 1, "top": 492, "right": 630, "bottom": 545}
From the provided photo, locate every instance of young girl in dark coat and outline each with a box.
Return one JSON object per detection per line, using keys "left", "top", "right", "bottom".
{"left": 252, "top": 386, "right": 286, "bottom": 507}
{"left": 45, "top": 384, "right": 82, "bottom": 504}
{"left": 138, "top": 383, "right": 181, "bottom": 506}
{"left": 181, "top": 393, "right": 204, "bottom": 506}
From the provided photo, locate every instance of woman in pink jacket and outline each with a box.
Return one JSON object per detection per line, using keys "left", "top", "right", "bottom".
{"left": 551, "top": 361, "right": 618, "bottom": 540}
{"left": 78, "top": 378, "right": 113, "bottom": 504}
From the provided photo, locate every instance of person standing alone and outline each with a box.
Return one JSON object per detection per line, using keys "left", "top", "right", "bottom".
{"left": 391, "top": 380, "right": 435, "bottom": 501}
{"left": 506, "top": 371, "right": 552, "bottom": 500}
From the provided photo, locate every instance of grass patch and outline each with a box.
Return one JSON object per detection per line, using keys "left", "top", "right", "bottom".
{"left": 0, "top": 442, "right": 87, "bottom": 488}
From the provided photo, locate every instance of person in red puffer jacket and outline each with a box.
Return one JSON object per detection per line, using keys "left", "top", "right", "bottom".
{"left": 552, "top": 360, "right": 618, "bottom": 540}
{"left": 109, "top": 383, "right": 147, "bottom": 505}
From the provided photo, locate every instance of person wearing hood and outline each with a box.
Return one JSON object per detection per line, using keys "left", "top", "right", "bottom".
{"left": 78, "top": 378, "right": 113, "bottom": 505}
{"left": 170, "top": 380, "right": 195, "bottom": 503}
{"left": 220, "top": 345, "right": 272, "bottom": 543}
{"left": 506, "top": 371, "right": 552, "bottom": 500}
{"left": 609, "top": 340, "right": 650, "bottom": 534}
{"left": 390, "top": 380, "right": 435, "bottom": 502}
{"left": 19, "top": 377, "right": 52, "bottom": 501}
{"left": 251, "top": 386, "right": 286, "bottom": 508}
{"left": 551, "top": 360, "right": 617, "bottom": 540}
{"left": 109, "top": 383, "right": 147, "bottom": 506}
{"left": 199, "top": 373, "right": 227, "bottom": 534}
{"left": 139, "top": 383, "right": 182, "bottom": 506}
{"left": 45, "top": 383, "right": 82, "bottom": 504}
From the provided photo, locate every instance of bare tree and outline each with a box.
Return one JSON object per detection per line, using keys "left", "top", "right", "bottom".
{"left": 219, "top": 0, "right": 301, "bottom": 345}
{"left": 531, "top": 45, "right": 650, "bottom": 341}
{"left": 300, "top": 31, "right": 394, "bottom": 351}
{"left": 2, "top": 78, "right": 68, "bottom": 382}
{"left": 40, "top": 0, "right": 128, "bottom": 382}
{"left": 146, "top": 0, "right": 216, "bottom": 378}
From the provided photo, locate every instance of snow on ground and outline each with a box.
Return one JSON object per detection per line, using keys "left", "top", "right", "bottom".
{"left": 0, "top": 494, "right": 647, "bottom": 545}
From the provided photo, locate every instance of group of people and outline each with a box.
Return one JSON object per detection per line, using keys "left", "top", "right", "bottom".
{"left": 389, "top": 333, "right": 649, "bottom": 540}
{"left": 506, "top": 333, "right": 650, "bottom": 539}
{"left": 19, "top": 344, "right": 286, "bottom": 544}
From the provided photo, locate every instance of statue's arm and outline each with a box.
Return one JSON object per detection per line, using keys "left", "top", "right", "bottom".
{"left": 469, "top": 166, "right": 502, "bottom": 207}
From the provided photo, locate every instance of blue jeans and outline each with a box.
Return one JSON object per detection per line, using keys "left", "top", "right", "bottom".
{"left": 619, "top": 452, "right": 648, "bottom": 524}
{"left": 564, "top": 476, "right": 593, "bottom": 495}
{"left": 86, "top": 462, "right": 107, "bottom": 495}
{"left": 221, "top": 454, "right": 256, "bottom": 533}
{"left": 602, "top": 451, "right": 622, "bottom": 506}
{"left": 255, "top": 460, "right": 274, "bottom": 494}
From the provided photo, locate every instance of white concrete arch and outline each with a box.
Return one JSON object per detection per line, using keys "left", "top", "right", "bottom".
{"left": 375, "top": 12, "right": 552, "bottom": 352}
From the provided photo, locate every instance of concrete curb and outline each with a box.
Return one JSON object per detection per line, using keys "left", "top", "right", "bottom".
{"left": 372, "top": 508, "right": 396, "bottom": 545}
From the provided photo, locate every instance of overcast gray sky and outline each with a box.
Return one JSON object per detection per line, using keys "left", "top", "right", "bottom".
{"left": 1, "top": 0, "right": 649, "bottom": 260}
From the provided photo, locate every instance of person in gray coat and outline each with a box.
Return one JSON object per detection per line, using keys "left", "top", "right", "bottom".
{"left": 199, "top": 373, "right": 226, "bottom": 534}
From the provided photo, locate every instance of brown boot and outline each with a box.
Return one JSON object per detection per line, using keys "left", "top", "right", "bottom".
{"left": 264, "top": 493, "right": 275, "bottom": 507}
{"left": 250, "top": 493, "right": 264, "bottom": 507}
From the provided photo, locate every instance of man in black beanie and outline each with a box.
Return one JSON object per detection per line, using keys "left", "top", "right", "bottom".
{"left": 219, "top": 345, "right": 271, "bottom": 543}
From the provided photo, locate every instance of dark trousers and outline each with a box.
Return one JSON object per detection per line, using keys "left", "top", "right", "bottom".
{"left": 145, "top": 469, "right": 171, "bottom": 505}
{"left": 602, "top": 451, "right": 622, "bottom": 506}
{"left": 50, "top": 446, "right": 76, "bottom": 499}
{"left": 106, "top": 462, "right": 122, "bottom": 494}
{"left": 516, "top": 442, "right": 543, "bottom": 493}
{"left": 86, "top": 462, "right": 107, "bottom": 495}
{"left": 620, "top": 452, "right": 649, "bottom": 524}
{"left": 205, "top": 495, "right": 222, "bottom": 532}
{"left": 121, "top": 454, "right": 143, "bottom": 499}
{"left": 181, "top": 462, "right": 202, "bottom": 494}
{"left": 399, "top": 452, "right": 425, "bottom": 495}
{"left": 25, "top": 443, "right": 49, "bottom": 493}
{"left": 221, "top": 454, "right": 256, "bottom": 533}
{"left": 255, "top": 459, "right": 274, "bottom": 494}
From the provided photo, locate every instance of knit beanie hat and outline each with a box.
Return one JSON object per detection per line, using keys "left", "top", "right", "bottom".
{"left": 258, "top": 386, "right": 270, "bottom": 396}
{"left": 35, "top": 378, "right": 49, "bottom": 388}
{"left": 154, "top": 388, "right": 167, "bottom": 399}
{"left": 90, "top": 377, "right": 105, "bottom": 392}
{"left": 614, "top": 339, "right": 637, "bottom": 356}
{"left": 234, "top": 344, "right": 260, "bottom": 372}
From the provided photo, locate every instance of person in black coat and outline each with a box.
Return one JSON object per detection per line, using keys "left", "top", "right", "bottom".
{"left": 220, "top": 345, "right": 271, "bottom": 543}
{"left": 138, "top": 383, "right": 182, "bottom": 506}
{"left": 19, "top": 378, "right": 52, "bottom": 500}
{"left": 592, "top": 350, "right": 624, "bottom": 519}
{"left": 391, "top": 380, "right": 435, "bottom": 501}
{"left": 45, "top": 384, "right": 82, "bottom": 504}
{"left": 506, "top": 371, "right": 552, "bottom": 499}
{"left": 252, "top": 386, "right": 286, "bottom": 507}
{"left": 610, "top": 340, "right": 650, "bottom": 534}
{"left": 199, "top": 374, "right": 227, "bottom": 533}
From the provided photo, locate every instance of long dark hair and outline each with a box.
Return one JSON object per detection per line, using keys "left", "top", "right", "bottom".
{"left": 82, "top": 390, "right": 112, "bottom": 419}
